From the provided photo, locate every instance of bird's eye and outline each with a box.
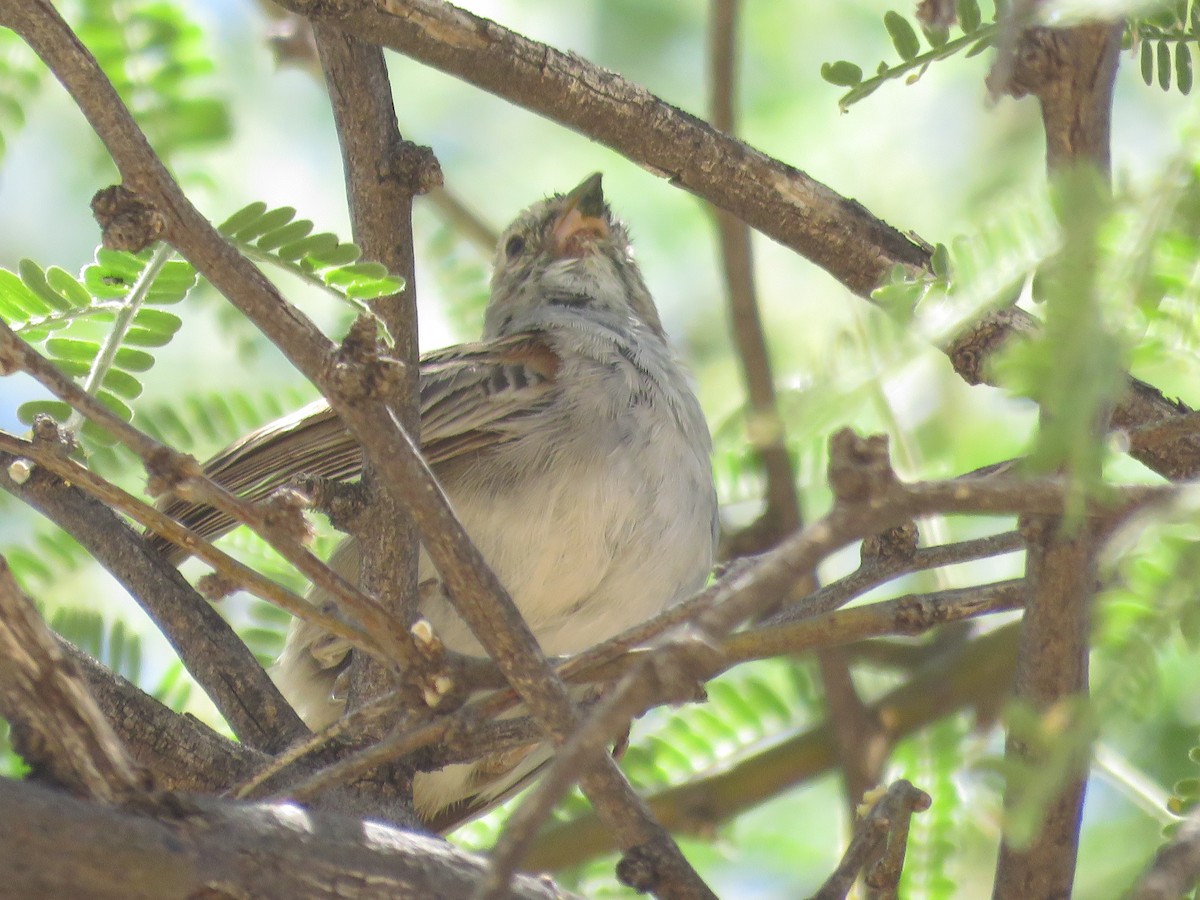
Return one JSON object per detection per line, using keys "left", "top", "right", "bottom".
{"left": 505, "top": 235, "right": 526, "bottom": 259}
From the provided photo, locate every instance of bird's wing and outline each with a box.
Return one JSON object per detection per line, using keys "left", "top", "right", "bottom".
{"left": 148, "top": 332, "right": 560, "bottom": 562}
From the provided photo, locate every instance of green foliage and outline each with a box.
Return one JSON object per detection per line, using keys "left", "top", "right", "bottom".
{"left": 1010, "top": 170, "right": 1126, "bottom": 506}
{"left": 2, "top": 246, "right": 190, "bottom": 448}
{"left": 3, "top": 527, "right": 89, "bottom": 596}
{"left": 820, "top": 1, "right": 997, "bottom": 110}
{"left": 217, "top": 202, "right": 405, "bottom": 309}
{"left": 75, "top": 1, "right": 231, "bottom": 165}
{"left": 87, "top": 385, "right": 317, "bottom": 478}
{"left": 452, "top": 658, "right": 821, "bottom": 857}
{"left": 895, "top": 717, "right": 966, "bottom": 899}
{"left": 426, "top": 222, "right": 491, "bottom": 340}
{"left": 1095, "top": 516, "right": 1200, "bottom": 717}
{"left": 870, "top": 196, "right": 1058, "bottom": 342}
{"left": 47, "top": 606, "right": 194, "bottom": 712}
{"left": 1132, "top": 1, "right": 1200, "bottom": 95}
{"left": 825, "top": 2, "right": 1200, "bottom": 110}
{"left": 52, "top": 606, "right": 142, "bottom": 684}
{"left": 2, "top": 203, "right": 400, "bottom": 453}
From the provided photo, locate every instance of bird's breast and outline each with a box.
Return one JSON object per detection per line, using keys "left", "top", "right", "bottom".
{"left": 424, "top": 356, "right": 716, "bottom": 657}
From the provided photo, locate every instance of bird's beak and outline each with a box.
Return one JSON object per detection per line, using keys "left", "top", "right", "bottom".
{"left": 551, "top": 172, "right": 610, "bottom": 258}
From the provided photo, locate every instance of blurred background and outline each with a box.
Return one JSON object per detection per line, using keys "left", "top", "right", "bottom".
{"left": 0, "top": 1, "right": 1197, "bottom": 896}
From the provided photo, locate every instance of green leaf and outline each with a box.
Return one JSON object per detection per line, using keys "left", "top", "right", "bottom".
{"left": 1177, "top": 43, "right": 1193, "bottom": 95}
{"left": 233, "top": 205, "right": 295, "bottom": 242}
{"left": 218, "top": 201, "right": 268, "bottom": 235}
{"left": 884, "top": 11, "right": 922, "bottom": 61}
{"left": 44, "top": 337, "right": 99, "bottom": 364}
{"left": 925, "top": 25, "right": 949, "bottom": 49}
{"left": 957, "top": 0, "right": 982, "bottom": 33}
{"left": 820, "top": 60, "right": 864, "bottom": 87}
{"left": 965, "top": 35, "right": 994, "bottom": 58}
{"left": 101, "top": 368, "right": 144, "bottom": 400}
{"left": 114, "top": 347, "right": 155, "bottom": 372}
{"left": 257, "top": 219, "right": 314, "bottom": 251}
{"left": 131, "top": 308, "right": 183, "bottom": 337}
{"left": 45, "top": 267, "right": 92, "bottom": 308}
{"left": 931, "top": 242, "right": 952, "bottom": 278}
{"left": 0, "top": 269, "right": 42, "bottom": 320}
{"left": 17, "top": 399, "right": 71, "bottom": 425}
{"left": 18, "top": 259, "right": 71, "bottom": 312}
{"left": 1174, "top": 777, "right": 1200, "bottom": 798}
{"left": 1158, "top": 40, "right": 1172, "bottom": 90}
{"left": 276, "top": 232, "right": 339, "bottom": 263}
{"left": 315, "top": 242, "right": 362, "bottom": 268}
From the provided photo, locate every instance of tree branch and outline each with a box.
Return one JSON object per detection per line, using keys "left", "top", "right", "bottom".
{"left": 811, "top": 780, "right": 931, "bottom": 900}
{"left": 0, "top": 555, "right": 146, "bottom": 804}
{"left": 1128, "top": 809, "right": 1200, "bottom": 900}
{"left": 708, "top": 0, "right": 801, "bottom": 560}
{"left": 0, "top": 778, "right": 574, "bottom": 900}
{"left": 252, "top": 0, "right": 1200, "bottom": 486}
{"left": 57, "top": 636, "right": 267, "bottom": 793}
{"left": 989, "top": 19, "right": 1122, "bottom": 899}
{"left": 310, "top": 18, "right": 429, "bottom": 811}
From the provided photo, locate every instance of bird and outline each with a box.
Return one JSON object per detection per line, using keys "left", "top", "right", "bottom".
{"left": 150, "top": 173, "right": 719, "bottom": 831}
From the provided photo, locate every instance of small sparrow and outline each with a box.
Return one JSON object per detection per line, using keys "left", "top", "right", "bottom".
{"left": 153, "top": 174, "right": 718, "bottom": 830}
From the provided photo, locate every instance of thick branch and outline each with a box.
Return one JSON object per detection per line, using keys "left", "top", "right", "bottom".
{"left": 990, "top": 19, "right": 1120, "bottom": 899}
{"left": 311, "top": 21, "right": 425, "bottom": 803}
{"left": 0, "top": 556, "right": 145, "bottom": 804}
{"left": 0, "top": 778, "right": 572, "bottom": 900}
{"left": 59, "top": 636, "right": 266, "bottom": 793}
{"left": 991, "top": 522, "right": 1095, "bottom": 900}
{"left": 293, "top": 0, "right": 931, "bottom": 295}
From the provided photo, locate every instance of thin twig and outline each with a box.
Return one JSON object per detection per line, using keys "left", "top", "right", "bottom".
{"left": 810, "top": 780, "right": 931, "bottom": 900}
{"left": 311, "top": 17, "right": 427, "bottom": 771}
{"left": 708, "top": 0, "right": 802, "bottom": 561}
{"left": 525, "top": 625, "right": 1020, "bottom": 871}
{"left": 771, "top": 530, "right": 1026, "bottom": 624}
{"left": 240, "top": 578, "right": 1023, "bottom": 806}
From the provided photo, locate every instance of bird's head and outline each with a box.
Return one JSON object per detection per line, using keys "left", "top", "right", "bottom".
{"left": 484, "top": 173, "right": 665, "bottom": 340}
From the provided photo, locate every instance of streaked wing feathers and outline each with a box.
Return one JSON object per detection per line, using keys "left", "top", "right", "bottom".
{"left": 148, "top": 333, "right": 559, "bottom": 561}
